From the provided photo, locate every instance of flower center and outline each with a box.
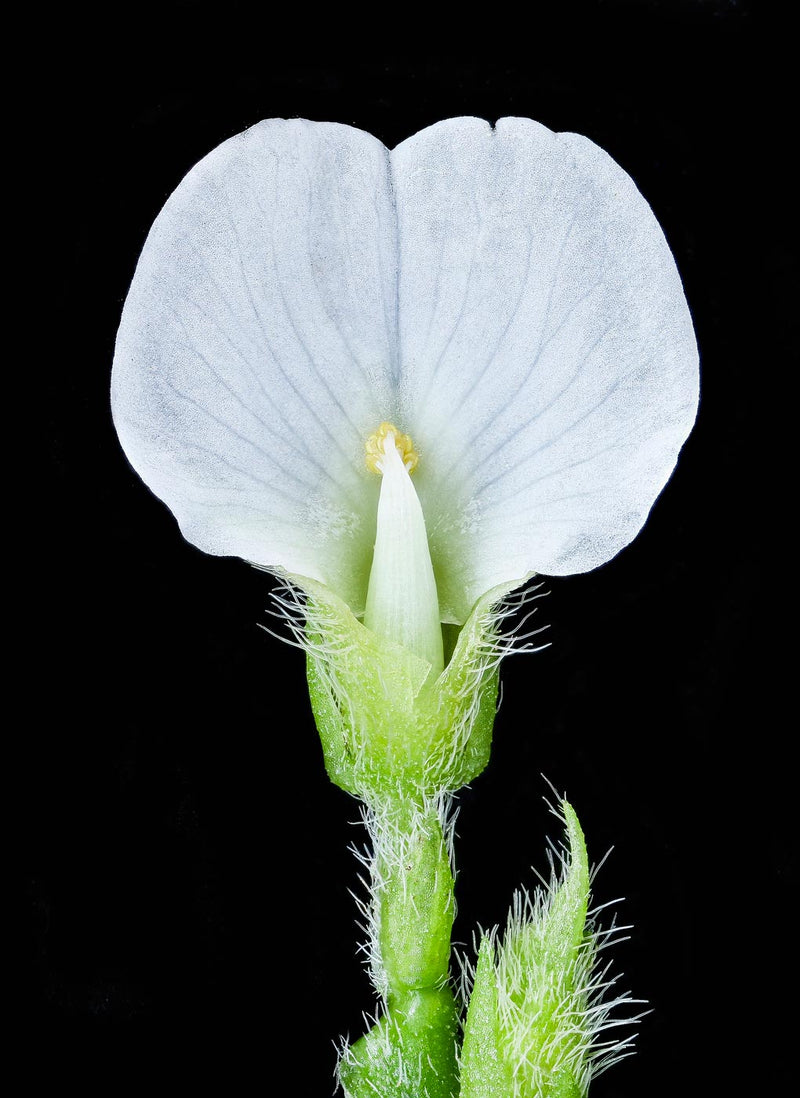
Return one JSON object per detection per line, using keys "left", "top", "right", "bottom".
{"left": 365, "top": 422, "right": 419, "bottom": 476}
{"left": 363, "top": 422, "right": 443, "bottom": 676}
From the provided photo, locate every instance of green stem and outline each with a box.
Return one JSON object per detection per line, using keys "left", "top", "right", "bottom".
{"left": 337, "top": 797, "right": 460, "bottom": 1098}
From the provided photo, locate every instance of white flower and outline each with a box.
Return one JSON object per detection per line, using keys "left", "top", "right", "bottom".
{"left": 112, "top": 116, "right": 698, "bottom": 681}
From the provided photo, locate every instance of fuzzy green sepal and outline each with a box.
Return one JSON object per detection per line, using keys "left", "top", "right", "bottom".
{"left": 297, "top": 577, "right": 516, "bottom": 801}
{"left": 458, "top": 936, "right": 514, "bottom": 1098}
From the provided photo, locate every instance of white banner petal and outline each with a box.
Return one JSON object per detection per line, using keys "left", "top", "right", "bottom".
{"left": 392, "top": 117, "right": 698, "bottom": 622}
{"left": 112, "top": 119, "right": 399, "bottom": 611}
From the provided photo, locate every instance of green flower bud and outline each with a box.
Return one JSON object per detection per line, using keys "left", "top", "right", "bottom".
{"left": 459, "top": 801, "right": 642, "bottom": 1098}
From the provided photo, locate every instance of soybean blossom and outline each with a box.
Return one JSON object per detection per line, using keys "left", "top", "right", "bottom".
{"left": 112, "top": 117, "right": 698, "bottom": 1097}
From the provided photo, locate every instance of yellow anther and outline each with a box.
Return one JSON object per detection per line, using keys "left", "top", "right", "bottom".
{"left": 365, "top": 422, "right": 419, "bottom": 475}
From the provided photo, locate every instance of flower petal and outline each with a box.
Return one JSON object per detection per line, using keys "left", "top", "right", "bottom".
{"left": 392, "top": 117, "right": 698, "bottom": 622}
{"left": 112, "top": 119, "right": 399, "bottom": 611}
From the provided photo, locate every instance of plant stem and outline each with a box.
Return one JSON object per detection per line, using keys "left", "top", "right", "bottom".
{"left": 338, "top": 795, "right": 460, "bottom": 1098}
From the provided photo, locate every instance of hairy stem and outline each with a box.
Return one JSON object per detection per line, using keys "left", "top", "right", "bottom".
{"left": 338, "top": 796, "right": 460, "bottom": 1098}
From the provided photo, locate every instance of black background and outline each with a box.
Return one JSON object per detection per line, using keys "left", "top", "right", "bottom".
{"left": 30, "top": 3, "right": 790, "bottom": 1094}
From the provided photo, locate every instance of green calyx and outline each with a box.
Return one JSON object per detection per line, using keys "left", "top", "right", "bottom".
{"left": 298, "top": 577, "right": 516, "bottom": 801}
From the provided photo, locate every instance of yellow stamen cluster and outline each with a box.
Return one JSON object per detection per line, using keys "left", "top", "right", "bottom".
{"left": 365, "top": 422, "right": 419, "bottom": 475}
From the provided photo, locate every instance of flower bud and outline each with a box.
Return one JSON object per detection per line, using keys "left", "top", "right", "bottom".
{"left": 459, "top": 802, "right": 642, "bottom": 1097}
